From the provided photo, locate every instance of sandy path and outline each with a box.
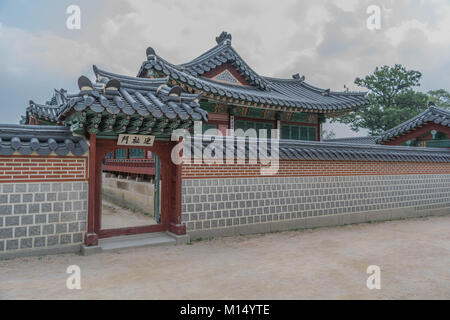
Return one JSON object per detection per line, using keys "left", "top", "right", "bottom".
{"left": 0, "top": 215, "right": 449, "bottom": 299}
{"left": 101, "top": 201, "right": 157, "bottom": 229}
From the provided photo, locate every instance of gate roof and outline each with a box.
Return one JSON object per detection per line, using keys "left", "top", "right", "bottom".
{"left": 23, "top": 66, "right": 208, "bottom": 139}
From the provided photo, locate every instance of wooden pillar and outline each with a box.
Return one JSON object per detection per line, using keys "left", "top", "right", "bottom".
{"left": 154, "top": 153, "right": 160, "bottom": 223}
{"left": 317, "top": 122, "right": 321, "bottom": 141}
{"left": 275, "top": 112, "right": 281, "bottom": 139}
{"left": 167, "top": 141, "right": 186, "bottom": 235}
{"left": 85, "top": 133, "right": 99, "bottom": 246}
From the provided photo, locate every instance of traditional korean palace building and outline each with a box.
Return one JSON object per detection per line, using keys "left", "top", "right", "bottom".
{"left": 1, "top": 32, "right": 450, "bottom": 258}
{"left": 23, "top": 31, "right": 369, "bottom": 180}
{"left": 138, "top": 31, "right": 368, "bottom": 140}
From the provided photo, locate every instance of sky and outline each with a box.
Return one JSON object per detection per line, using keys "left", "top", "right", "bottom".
{"left": 0, "top": 0, "right": 449, "bottom": 138}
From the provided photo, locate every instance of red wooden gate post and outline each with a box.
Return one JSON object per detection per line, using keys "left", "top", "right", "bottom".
{"left": 167, "top": 140, "right": 186, "bottom": 235}
{"left": 85, "top": 133, "right": 99, "bottom": 246}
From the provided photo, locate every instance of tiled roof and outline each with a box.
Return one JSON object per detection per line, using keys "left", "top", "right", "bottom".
{"left": 324, "top": 136, "right": 379, "bottom": 144}
{"left": 177, "top": 32, "right": 268, "bottom": 90}
{"left": 188, "top": 136, "right": 450, "bottom": 163}
{"left": 138, "top": 32, "right": 368, "bottom": 113}
{"left": 0, "top": 124, "right": 89, "bottom": 156}
{"left": 376, "top": 106, "right": 450, "bottom": 143}
{"left": 24, "top": 66, "right": 208, "bottom": 136}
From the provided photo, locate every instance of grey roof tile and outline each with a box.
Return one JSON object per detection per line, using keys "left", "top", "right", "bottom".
{"left": 0, "top": 124, "right": 89, "bottom": 156}
{"left": 377, "top": 106, "right": 450, "bottom": 143}
{"left": 186, "top": 136, "right": 450, "bottom": 163}
{"left": 24, "top": 65, "right": 208, "bottom": 125}
{"left": 138, "top": 33, "right": 368, "bottom": 113}
{"left": 325, "top": 136, "right": 379, "bottom": 145}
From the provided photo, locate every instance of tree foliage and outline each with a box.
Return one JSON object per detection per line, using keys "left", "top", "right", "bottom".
{"left": 427, "top": 89, "right": 450, "bottom": 109}
{"left": 332, "top": 64, "right": 429, "bottom": 136}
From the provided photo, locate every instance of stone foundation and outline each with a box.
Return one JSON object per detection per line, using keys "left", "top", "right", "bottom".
{"left": 182, "top": 174, "right": 450, "bottom": 238}
{"left": 0, "top": 181, "right": 88, "bottom": 259}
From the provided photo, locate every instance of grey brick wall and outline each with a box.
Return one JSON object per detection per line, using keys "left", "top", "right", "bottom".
{"left": 182, "top": 174, "right": 450, "bottom": 234}
{"left": 0, "top": 182, "right": 88, "bottom": 255}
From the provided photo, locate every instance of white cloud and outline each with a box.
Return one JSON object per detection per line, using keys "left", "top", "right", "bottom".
{"left": 0, "top": 24, "right": 102, "bottom": 78}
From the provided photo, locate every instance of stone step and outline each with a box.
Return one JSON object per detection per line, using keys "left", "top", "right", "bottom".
{"left": 98, "top": 232, "right": 177, "bottom": 252}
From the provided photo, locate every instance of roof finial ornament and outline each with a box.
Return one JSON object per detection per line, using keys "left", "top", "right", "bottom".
{"left": 322, "top": 89, "right": 330, "bottom": 96}
{"left": 77, "top": 76, "right": 94, "bottom": 91}
{"left": 105, "top": 79, "right": 121, "bottom": 92}
{"left": 216, "top": 31, "right": 232, "bottom": 45}
{"left": 146, "top": 47, "right": 156, "bottom": 60}
{"left": 428, "top": 101, "right": 436, "bottom": 108}
{"left": 169, "top": 86, "right": 182, "bottom": 97}
{"left": 292, "top": 74, "right": 305, "bottom": 82}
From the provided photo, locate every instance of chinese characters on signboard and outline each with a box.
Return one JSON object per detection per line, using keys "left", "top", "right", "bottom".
{"left": 117, "top": 134, "right": 155, "bottom": 147}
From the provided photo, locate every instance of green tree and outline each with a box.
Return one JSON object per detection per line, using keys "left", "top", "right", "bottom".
{"left": 427, "top": 89, "right": 450, "bottom": 109}
{"left": 321, "top": 128, "right": 336, "bottom": 140}
{"left": 332, "top": 64, "right": 428, "bottom": 136}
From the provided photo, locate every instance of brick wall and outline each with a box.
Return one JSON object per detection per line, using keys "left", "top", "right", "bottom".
{"left": 0, "top": 156, "right": 88, "bottom": 259}
{"left": 181, "top": 160, "right": 450, "bottom": 238}
{"left": 182, "top": 160, "right": 450, "bottom": 178}
{"left": 0, "top": 157, "right": 88, "bottom": 182}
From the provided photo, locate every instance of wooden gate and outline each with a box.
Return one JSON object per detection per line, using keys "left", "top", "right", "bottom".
{"left": 84, "top": 135, "right": 185, "bottom": 246}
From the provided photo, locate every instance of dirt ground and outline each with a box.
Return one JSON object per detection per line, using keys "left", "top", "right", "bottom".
{"left": 1, "top": 215, "right": 449, "bottom": 300}
{"left": 101, "top": 201, "right": 157, "bottom": 229}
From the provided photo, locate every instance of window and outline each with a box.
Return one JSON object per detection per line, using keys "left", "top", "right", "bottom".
{"left": 235, "top": 120, "right": 274, "bottom": 138}
{"left": 115, "top": 149, "right": 127, "bottom": 159}
{"left": 281, "top": 125, "right": 317, "bottom": 141}
{"left": 129, "top": 148, "right": 145, "bottom": 159}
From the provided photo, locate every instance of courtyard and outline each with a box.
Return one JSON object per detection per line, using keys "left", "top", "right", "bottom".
{"left": 0, "top": 215, "right": 449, "bottom": 300}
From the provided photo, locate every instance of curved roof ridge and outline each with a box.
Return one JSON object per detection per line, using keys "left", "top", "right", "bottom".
{"left": 170, "top": 40, "right": 269, "bottom": 89}
{"left": 179, "top": 41, "right": 229, "bottom": 67}
{"left": 264, "top": 75, "right": 367, "bottom": 97}
{"left": 0, "top": 123, "right": 73, "bottom": 134}
{"left": 94, "top": 65, "right": 169, "bottom": 85}
{"left": 141, "top": 54, "right": 369, "bottom": 111}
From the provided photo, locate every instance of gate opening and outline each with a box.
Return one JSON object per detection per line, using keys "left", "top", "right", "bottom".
{"left": 100, "top": 148, "right": 161, "bottom": 230}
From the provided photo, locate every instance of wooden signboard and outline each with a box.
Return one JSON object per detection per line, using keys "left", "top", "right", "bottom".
{"left": 117, "top": 134, "right": 155, "bottom": 147}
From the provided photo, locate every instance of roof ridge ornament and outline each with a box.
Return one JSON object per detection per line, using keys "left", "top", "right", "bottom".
{"left": 292, "top": 74, "right": 305, "bottom": 82}
{"left": 146, "top": 47, "right": 157, "bottom": 60}
{"left": 216, "top": 31, "right": 232, "bottom": 45}
{"left": 105, "top": 79, "right": 121, "bottom": 92}
{"left": 322, "top": 89, "right": 330, "bottom": 96}
{"left": 428, "top": 101, "right": 436, "bottom": 108}
{"left": 169, "top": 86, "right": 182, "bottom": 97}
{"left": 77, "top": 76, "right": 94, "bottom": 91}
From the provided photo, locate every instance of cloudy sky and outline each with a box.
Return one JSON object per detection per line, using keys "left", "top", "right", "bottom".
{"left": 1, "top": 0, "right": 449, "bottom": 137}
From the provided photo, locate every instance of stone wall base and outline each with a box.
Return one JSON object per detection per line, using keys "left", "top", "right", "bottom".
{"left": 187, "top": 206, "right": 450, "bottom": 240}
{"left": 0, "top": 244, "right": 81, "bottom": 260}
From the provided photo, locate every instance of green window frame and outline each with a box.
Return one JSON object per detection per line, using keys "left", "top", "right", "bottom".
{"left": 129, "top": 148, "right": 145, "bottom": 159}
{"left": 235, "top": 120, "right": 274, "bottom": 138}
{"left": 281, "top": 125, "right": 317, "bottom": 141}
{"left": 115, "top": 149, "right": 127, "bottom": 159}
